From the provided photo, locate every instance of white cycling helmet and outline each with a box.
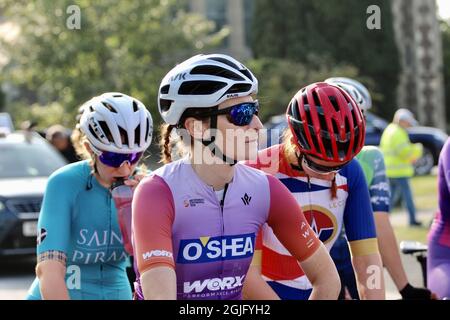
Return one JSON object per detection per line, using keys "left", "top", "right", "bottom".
{"left": 325, "top": 77, "right": 372, "bottom": 111}
{"left": 78, "top": 92, "right": 153, "bottom": 153}
{"left": 158, "top": 53, "right": 258, "bottom": 125}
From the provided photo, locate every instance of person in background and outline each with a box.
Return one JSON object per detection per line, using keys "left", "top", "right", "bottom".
{"left": 428, "top": 137, "right": 450, "bottom": 299}
{"left": 46, "top": 124, "right": 79, "bottom": 163}
{"left": 380, "top": 108, "right": 423, "bottom": 227}
{"left": 243, "top": 82, "right": 385, "bottom": 300}
{"left": 325, "top": 77, "right": 435, "bottom": 300}
{"left": 26, "top": 92, "right": 153, "bottom": 300}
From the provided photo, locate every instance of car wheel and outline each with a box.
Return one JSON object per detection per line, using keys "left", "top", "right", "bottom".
{"left": 414, "top": 146, "right": 434, "bottom": 176}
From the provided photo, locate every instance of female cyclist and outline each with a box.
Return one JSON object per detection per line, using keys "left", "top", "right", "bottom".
{"left": 428, "top": 137, "right": 450, "bottom": 299}
{"left": 325, "top": 77, "right": 434, "bottom": 300}
{"left": 243, "top": 82, "right": 385, "bottom": 300}
{"left": 131, "top": 54, "right": 340, "bottom": 300}
{"left": 26, "top": 92, "right": 153, "bottom": 300}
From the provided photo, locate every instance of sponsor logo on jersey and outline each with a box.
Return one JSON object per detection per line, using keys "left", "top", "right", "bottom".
{"left": 183, "top": 198, "right": 205, "bottom": 207}
{"left": 302, "top": 205, "right": 337, "bottom": 244}
{"left": 142, "top": 250, "right": 173, "bottom": 261}
{"left": 241, "top": 193, "right": 252, "bottom": 206}
{"left": 177, "top": 233, "right": 255, "bottom": 263}
{"left": 184, "top": 275, "right": 245, "bottom": 294}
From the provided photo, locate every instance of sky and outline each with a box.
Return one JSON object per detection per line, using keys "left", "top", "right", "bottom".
{"left": 437, "top": 0, "right": 450, "bottom": 20}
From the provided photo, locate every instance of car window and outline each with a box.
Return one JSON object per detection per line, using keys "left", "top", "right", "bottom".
{"left": 0, "top": 138, "right": 67, "bottom": 179}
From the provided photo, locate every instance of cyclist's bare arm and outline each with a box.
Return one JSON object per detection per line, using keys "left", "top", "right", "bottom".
{"left": 351, "top": 252, "right": 385, "bottom": 299}
{"left": 36, "top": 259, "right": 69, "bottom": 300}
{"left": 374, "top": 212, "right": 409, "bottom": 290}
{"left": 300, "top": 243, "right": 341, "bottom": 300}
{"left": 242, "top": 251, "right": 280, "bottom": 300}
{"left": 266, "top": 175, "right": 340, "bottom": 300}
{"left": 141, "top": 266, "right": 176, "bottom": 300}
{"left": 133, "top": 175, "right": 177, "bottom": 300}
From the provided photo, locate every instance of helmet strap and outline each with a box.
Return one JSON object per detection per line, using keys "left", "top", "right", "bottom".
{"left": 199, "top": 112, "right": 237, "bottom": 166}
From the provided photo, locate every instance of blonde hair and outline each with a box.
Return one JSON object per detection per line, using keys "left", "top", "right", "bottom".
{"left": 282, "top": 129, "right": 338, "bottom": 199}
{"left": 71, "top": 127, "right": 94, "bottom": 164}
{"left": 159, "top": 124, "right": 176, "bottom": 164}
{"left": 159, "top": 107, "right": 216, "bottom": 164}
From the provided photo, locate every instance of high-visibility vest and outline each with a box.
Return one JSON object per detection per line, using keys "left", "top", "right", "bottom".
{"left": 379, "top": 123, "right": 423, "bottom": 178}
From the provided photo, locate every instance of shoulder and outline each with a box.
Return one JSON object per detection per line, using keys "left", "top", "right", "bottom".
{"left": 151, "top": 158, "right": 187, "bottom": 180}
{"left": 236, "top": 162, "right": 269, "bottom": 179}
{"left": 357, "top": 146, "right": 384, "bottom": 164}
{"left": 242, "top": 144, "right": 287, "bottom": 175}
{"left": 47, "top": 160, "right": 90, "bottom": 189}
{"left": 136, "top": 173, "right": 172, "bottom": 198}
{"left": 360, "top": 145, "right": 383, "bottom": 158}
{"left": 340, "top": 158, "right": 363, "bottom": 176}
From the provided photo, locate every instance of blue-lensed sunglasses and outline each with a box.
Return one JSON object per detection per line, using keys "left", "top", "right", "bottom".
{"left": 90, "top": 144, "right": 143, "bottom": 168}
{"left": 204, "top": 101, "right": 260, "bottom": 126}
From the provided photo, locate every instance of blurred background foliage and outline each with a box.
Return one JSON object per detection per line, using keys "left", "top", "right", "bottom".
{"left": 0, "top": 0, "right": 449, "bottom": 130}
{"left": 0, "top": 0, "right": 228, "bottom": 129}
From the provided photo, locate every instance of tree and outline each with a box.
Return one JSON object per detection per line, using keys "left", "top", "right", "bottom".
{"left": 0, "top": 0, "right": 228, "bottom": 128}
{"left": 440, "top": 20, "right": 450, "bottom": 130}
{"left": 251, "top": 0, "right": 400, "bottom": 119}
{"left": 247, "top": 57, "right": 361, "bottom": 121}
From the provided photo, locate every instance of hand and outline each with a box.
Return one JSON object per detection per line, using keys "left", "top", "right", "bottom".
{"left": 124, "top": 174, "right": 145, "bottom": 189}
{"left": 400, "top": 283, "right": 437, "bottom": 300}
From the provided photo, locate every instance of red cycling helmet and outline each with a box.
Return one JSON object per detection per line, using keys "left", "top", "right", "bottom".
{"left": 286, "top": 82, "right": 365, "bottom": 163}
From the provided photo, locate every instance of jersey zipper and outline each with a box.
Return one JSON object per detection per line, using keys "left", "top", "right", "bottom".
{"left": 217, "top": 182, "right": 229, "bottom": 300}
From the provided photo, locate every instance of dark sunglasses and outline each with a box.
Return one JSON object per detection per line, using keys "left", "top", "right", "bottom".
{"left": 301, "top": 155, "right": 348, "bottom": 174}
{"left": 203, "top": 101, "right": 260, "bottom": 126}
{"left": 90, "top": 143, "right": 142, "bottom": 168}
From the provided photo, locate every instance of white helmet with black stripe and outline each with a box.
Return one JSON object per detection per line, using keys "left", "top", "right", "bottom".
{"left": 325, "top": 77, "right": 372, "bottom": 111}
{"left": 158, "top": 53, "right": 258, "bottom": 125}
{"left": 78, "top": 92, "right": 153, "bottom": 153}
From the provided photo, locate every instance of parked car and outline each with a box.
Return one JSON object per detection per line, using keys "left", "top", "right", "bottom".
{"left": 263, "top": 111, "right": 448, "bottom": 175}
{"left": 0, "top": 131, "right": 67, "bottom": 256}
{"left": 0, "top": 112, "right": 14, "bottom": 134}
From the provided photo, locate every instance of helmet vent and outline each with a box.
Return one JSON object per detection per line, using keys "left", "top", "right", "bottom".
{"left": 160, "top": 99, "right": 173, "bottom": 112}
{"left": 102, "top": 102, "right": 118, "bottom": 113}
{"left": 113, "top": 94, "right": 122, "bottom": 97}
{"left": 134, "top": 124, "right": 141, "bottom": 145}
{"left": 190, "top": 65, "right": 244, "bottom": 81}
{"left": 145, "top": 118, "right": 150, "bottom": 139}
{"left": 99, "top": 121, "right": 113, "bottom": 142}
{"left": 118, "top": 126, "right": 129, "bottom": 146}
{"left": 332, "top": 119, "right": 339, "bottom": 136}
{"left": 328, "top": 95, "right": 340, "bottom": 113}
{"left": 304, "top": 105, "right": 313, "bottom": 126}
{"left": 207, "top": 57, "right": 239, "bottom": 70}
{"left": 240, "top": 69, "right": 253, "bottom": 81}
{"left": 132, "top": 100, "right": 139, "bottom": 112}
{"left": 160, "top": 84, "right": 170, "bottom": 94}
{"left": 223, "top": 83, "right": 252, "bottom": 95}
{"left": 312, "top": 91, "right": 321, "bottom": 107}
{"left": 178, "top": 80, "right": 227, "bottom": 95}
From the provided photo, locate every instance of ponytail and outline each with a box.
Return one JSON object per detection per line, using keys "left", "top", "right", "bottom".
{"left": 159, "top": 124, "right": 176, "bottom": 164}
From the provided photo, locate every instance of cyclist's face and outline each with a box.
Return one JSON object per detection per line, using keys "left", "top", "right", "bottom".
{"left": 95, "top": 156, "right": 138, "bottom": 187}
{"left": 215, "top": 95, "right": 263, "bottom": 162}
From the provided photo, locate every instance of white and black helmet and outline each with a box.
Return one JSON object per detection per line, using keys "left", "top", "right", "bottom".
{"left": 158, "top": 53, "right": 258, "bottom": 125}
{"left": 78, "top": 92, "right": 153, "bottom": 153}
{"left": 325, "top": 77, "right": 372, "bottom": 111}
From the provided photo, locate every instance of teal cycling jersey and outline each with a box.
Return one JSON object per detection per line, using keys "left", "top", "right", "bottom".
{"left": 27, "top": 160, "right": 131, "bottom": 300}
{"left": 356, "top": 146, "right": 390, "bottom": 213}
